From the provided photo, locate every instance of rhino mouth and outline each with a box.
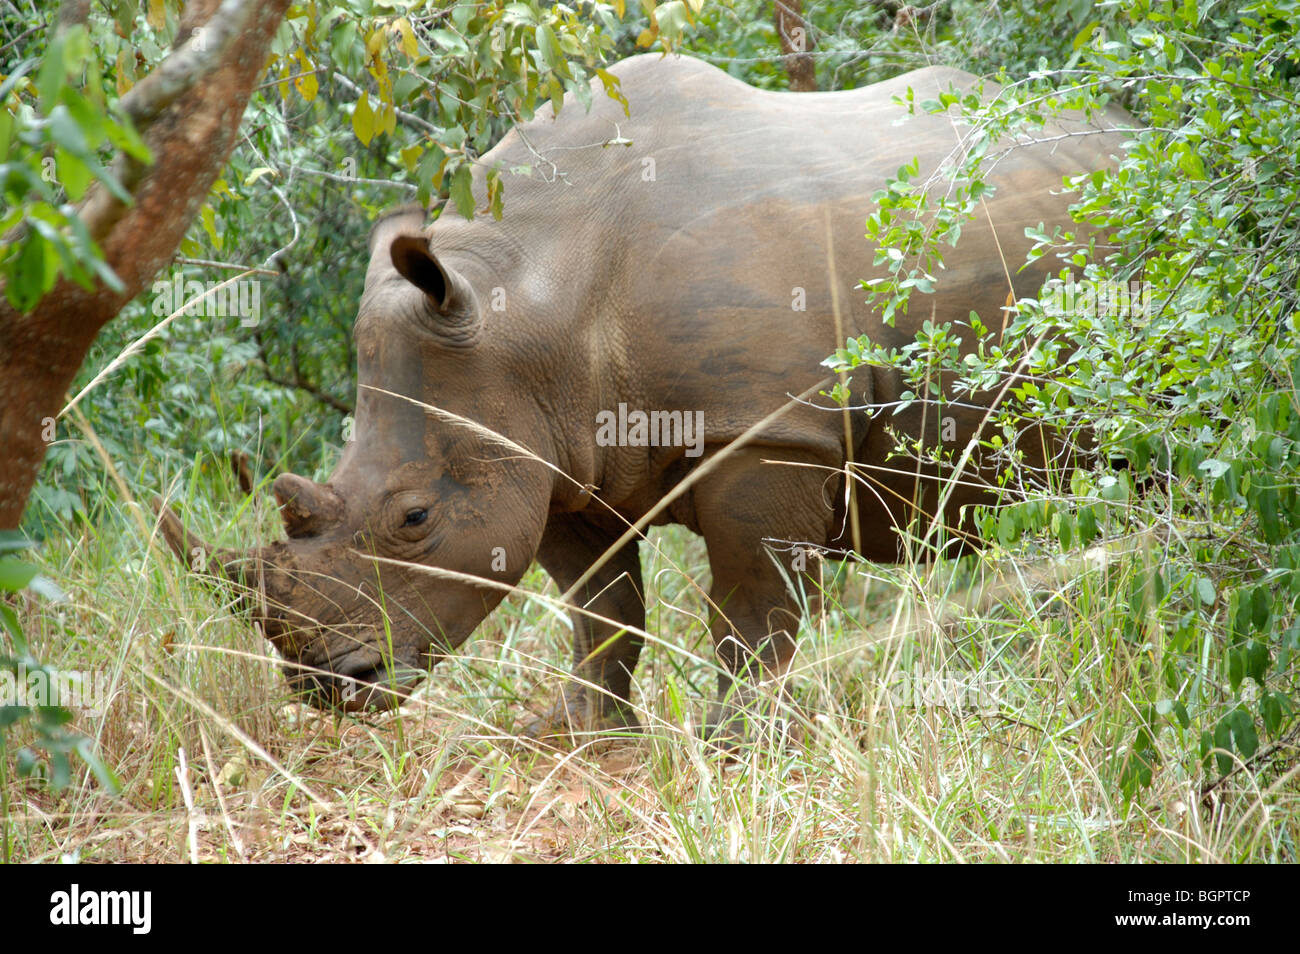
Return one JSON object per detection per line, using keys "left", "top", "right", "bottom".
{"left": 286, "top": 658, "right": 428, "bottom": 712}
{"left": 152, "top": 498, "right": 453, "bottom": 714}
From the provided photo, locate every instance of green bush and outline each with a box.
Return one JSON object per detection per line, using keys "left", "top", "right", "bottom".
{"left": 829, "top": 0, "right": 1300, "bottom": 798}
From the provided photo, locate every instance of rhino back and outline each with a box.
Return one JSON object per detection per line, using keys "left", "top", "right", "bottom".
{"left": 430, "top": 54, "right": 1131, "bottom": 513}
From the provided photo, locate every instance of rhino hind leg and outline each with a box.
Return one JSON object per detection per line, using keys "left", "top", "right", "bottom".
{"left": 693, "top": 448, "right": 835, "bottom": 742}
{"left": 525, "top": 514, "right": 646, "bottom": 739}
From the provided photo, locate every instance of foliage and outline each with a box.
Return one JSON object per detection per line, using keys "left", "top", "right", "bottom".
{"left": 5, "top": 0, "right": 1299, "bottom": 817}
{"left": 827, "top": 0, "right": 1300, "bottom": 798}
{"left": 0, "top": 20, "right": 150, "bottom": 311}
{"left": 670, "top": 0, "right": 1127, "bottom": 93}
{"left": 1, "top": 0, "right": 652, "bottom": 315}
{"left": 0, "top": 530, "right": 117, "bottom": 860}
{"left": 5, "top": 0, "right": 707, "bottom": 528}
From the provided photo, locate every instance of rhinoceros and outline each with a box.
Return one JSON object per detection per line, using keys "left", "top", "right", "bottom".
{"left": 156, "top": 53, "right": 1129, "bottom": 735}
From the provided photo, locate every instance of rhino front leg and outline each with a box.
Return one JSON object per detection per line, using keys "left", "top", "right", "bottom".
{"left": 525, "top": 513, "right": 646, "bottom": 738}
{"left": 694, "top": 448, "right": 833, "bottom": 740}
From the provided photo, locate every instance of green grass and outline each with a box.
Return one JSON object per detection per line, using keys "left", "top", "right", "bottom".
{"left": 4, "top": 456, "right": 1298, "bottom": 864}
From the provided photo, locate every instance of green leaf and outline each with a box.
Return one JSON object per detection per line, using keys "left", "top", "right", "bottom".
{"left": 1073, "top": 505, "right": 1096, "bottom": 546}
{"left": 505, "top": 3, "right": 537, "bottom": 23}
{"left": 1195, "top": 576, "right": 1216, "bottom": 606}
{"left": 47, "top": 106, "right": 129, "bottom": 202}
{"left": 1244, "top": 640, "right": 1269, "bottom": 685}
{"left": 0, "top": 532, "right": 35, "bottom": 557}
{"left": 0, "top": 558, "right": 38, "bottom": 592}
{"left": 535, "top": 24, "right": 565, "bottom": 74}
{"left": 1258, "top": 489, "right": 1281, "bottom": 542}
{"left": 1227, "top": 708, "right": 1258, "bottom": 760}
{"left": 448, "top": 162, "right": 475, "bottom": 220}
{"left": 654, "top": 0, "right": 691, "bottom": 42}
{"left": 330, "top": 19, "right": 362, "bottom": 73}
{"left": 0, "top": 603, "right": 23, "bottom": 643}
{"left": 199, "top": 203, "right": 223, "bottom": 251}
{"left": 36, "top": 33, "right": 66, "bottom": 108}
{"left": 352, "top": 90, "right": 376, "bottom": 146}
{"left": 62, "top": 91, "right": 106, "bottom": 150}
{"left": 105, "top": 110, "right": 153, "bottom": 164}
{"left": 47, "top": 106, "right": 91, "bottom": 157}
{"left": 1057, "top": 511, "right": 1074, "bottom": 550}
{"left": 56, "top": 148, "right": 92, "bottom": 200}
{"left": 1198, "top": 458, "right": 1228, "bottom": 479}
{"left": 997, "top": 507, "right": 1018, "bottom": 547}
{"left": 9, "top": 232, "right": 57, "bottom": 312}
{"left": 1250, "top": 586, "right": 1270, "bottom": 630}
{"left": 1232, "top": 592, "right": 1252, "bottom": 644}
{"left": 16, "top": 747, "right": 39, "bottom": 778}
{"left": 399, "top": 143, "right": 422, "bottom": 173}
{"left": 486, "top": 166, "right": 503, "bottom": 221}
{"left": 1261, "top": 692, "right": 1283, "bottom": 736}
{"left": 1227, "top": 647, "right": 1243, "bottom": 692}
{"left": 1212, "top": 718, "right": 1233, "bottom": 775}
{"left": 1072, "top": 19, "right": 1101, "bottom": 50}
{"left": 243, "top": 167, "right": 277, "bottom": 187}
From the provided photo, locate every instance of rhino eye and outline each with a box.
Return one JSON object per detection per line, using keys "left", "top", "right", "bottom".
{"left": 403, "top": 508, "right": 428, "bottom": 527}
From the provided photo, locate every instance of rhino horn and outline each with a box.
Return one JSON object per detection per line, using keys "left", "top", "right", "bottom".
{"left": 272, "top": 473, "right": 343, "bottom": 538}
{"left": 388, "top": 232, "right": 482, "bottom": 347}
{"left": 151, "top": 497, "right": 248, "bottom": 583}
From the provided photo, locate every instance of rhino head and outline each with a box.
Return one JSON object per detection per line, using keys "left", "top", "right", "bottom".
{"left": 155, "top": 207, "right": 559, "bottom": 710}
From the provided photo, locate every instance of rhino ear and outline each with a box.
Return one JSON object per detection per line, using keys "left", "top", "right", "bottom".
{"left": 390, "top": 234, "right": 450, "bottom": 307}
{"left": 389, "top": 233, "right": 482, "bottom": 347}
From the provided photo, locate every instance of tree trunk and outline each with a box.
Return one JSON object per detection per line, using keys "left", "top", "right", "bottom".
{"left": 774, "top": 0, "right": 817, "bottom": 91}
{"left": 0, "top": 0, "right": 291, "bottom": 528}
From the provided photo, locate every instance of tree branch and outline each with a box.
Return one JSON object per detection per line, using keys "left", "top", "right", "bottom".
{"left": 287, "top": 164, "right": 419, "bottom": 192}
{"left": 79, "top": 0, "right": 260, "bottom": 241}
{"left": 0, "top": 0, "right": 294, "bottom": 527}
{"left": 55, "top": 0, "right": 89, "bottom": 33}
{"left": 774, "top": 0, "right": 817, "bottom": 91}
{"left": 254, "top": 328, "right": 353, "bottom": 415}
{"left": 119, "top": 0, "right": 258, "bottom": 129}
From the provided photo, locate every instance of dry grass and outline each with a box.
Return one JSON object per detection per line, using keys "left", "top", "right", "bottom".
{"left": 4, "top": 499, "right": 1298, "bottom": 865}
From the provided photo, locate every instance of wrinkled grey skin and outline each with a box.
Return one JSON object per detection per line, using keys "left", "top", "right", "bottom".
{"left": 156, "top": 54, "right": 1132, "bottom": 735}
